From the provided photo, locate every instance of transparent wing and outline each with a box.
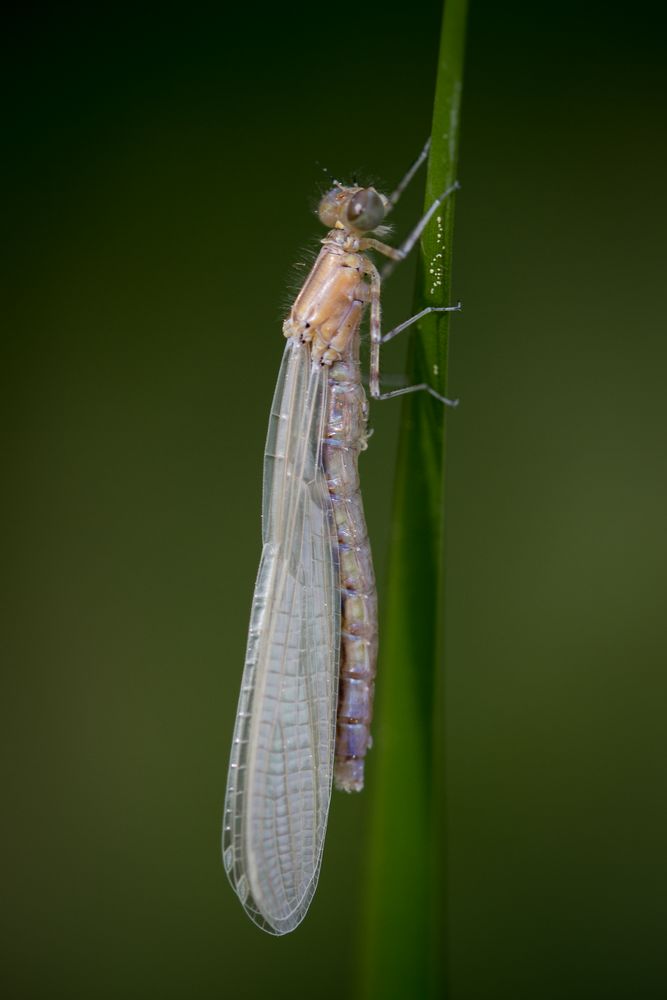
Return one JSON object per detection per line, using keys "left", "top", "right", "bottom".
{"left": 222, "top": 339, "right": 340, "bottom": 935}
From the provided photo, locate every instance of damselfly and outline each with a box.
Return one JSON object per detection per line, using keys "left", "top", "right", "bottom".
{"left": 222, "top": 140, "right": 459, "bottom": 935}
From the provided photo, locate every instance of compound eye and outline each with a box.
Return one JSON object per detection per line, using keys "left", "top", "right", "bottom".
{"left": 346, "top": 188, "right": 385, "bottom": 231}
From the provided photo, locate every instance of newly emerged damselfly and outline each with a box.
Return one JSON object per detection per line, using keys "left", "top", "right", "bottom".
{"left": 222, "top": 141, "right": 459, "bottom": 934}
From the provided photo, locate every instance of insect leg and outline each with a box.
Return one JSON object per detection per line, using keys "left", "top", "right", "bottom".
{"left": 373, "top": 382, "right": 459, "bottom": 406}
{"left": 387, "top": 181, "right": 460, "bottom": 279}
{"left": 362, "top": 182, "right": 460, "bottom": 280}
{"left": 365, "top": 261, "right": 383, "bottom": 400}
{"left": 385, "top": 138, "right": 431, "bottom": 213}
{"left": 364, "top": 262, "right": 459, "bottom": 408}
{"left": 382, "top": 302, "right": 461, "bottom": 345}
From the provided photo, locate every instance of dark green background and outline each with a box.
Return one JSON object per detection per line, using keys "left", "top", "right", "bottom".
{"left": 3, "top": 4, "right": 666, "bottom": 998}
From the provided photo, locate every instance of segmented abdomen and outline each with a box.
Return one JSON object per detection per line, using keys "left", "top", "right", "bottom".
{"left": 323, "top": 354, "right": 378, "bottom": 792}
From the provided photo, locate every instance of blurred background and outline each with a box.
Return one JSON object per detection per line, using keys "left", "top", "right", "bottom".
{"left": 3, "top": 3, "right": 667, "bottom": 997}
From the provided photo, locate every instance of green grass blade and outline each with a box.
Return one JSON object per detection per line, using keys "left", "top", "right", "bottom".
{"left": 361, "top": 2, "right": 468, "bottom": 996}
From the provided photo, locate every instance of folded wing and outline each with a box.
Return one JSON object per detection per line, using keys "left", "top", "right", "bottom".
{"left": 223, "top": 340, "right": 339, "bottom": 935}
